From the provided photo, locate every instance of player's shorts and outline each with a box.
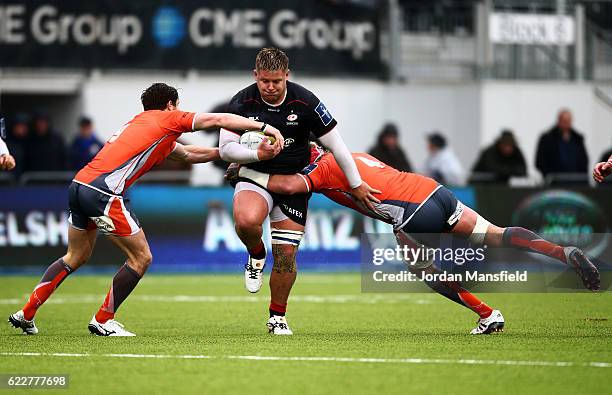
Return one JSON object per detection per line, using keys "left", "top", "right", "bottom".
{"left": 399, "top": 186, "right": 463, "bottom": 234}
{"left": 68, "top": 181, "right": 141, "bottom": 237}
{"left": 234, "top": 181, "right": 310, "bottom": 226}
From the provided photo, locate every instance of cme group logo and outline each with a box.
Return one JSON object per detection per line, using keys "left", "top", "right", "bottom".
{"left": 152, "top": 6, "right": 186, "bottom": 48}
{"left": 513, "top": 190, "right": 610, "bottom": 257}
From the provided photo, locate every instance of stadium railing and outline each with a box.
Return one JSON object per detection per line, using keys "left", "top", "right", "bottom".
{"left": 13, "top": 170, "right": 192, "bottom": 186}
{"left": 544, "top": 172, "right": 590, "bottom": 186}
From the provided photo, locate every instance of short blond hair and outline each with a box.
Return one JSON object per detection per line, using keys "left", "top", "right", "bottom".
{"left": 255, "top": 47, "right": 289, "bottom": 72}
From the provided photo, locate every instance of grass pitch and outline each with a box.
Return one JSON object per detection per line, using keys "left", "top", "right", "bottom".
{"left": 1, "top": 273, "right": 611, "bottom": 395}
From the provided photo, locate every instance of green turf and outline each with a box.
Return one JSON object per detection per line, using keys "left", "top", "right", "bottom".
{"left": 0, "top": 273, "right": 610, "bottom": 395}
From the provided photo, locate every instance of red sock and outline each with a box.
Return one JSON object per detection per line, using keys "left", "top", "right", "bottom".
{"left": 269, "top": 302, "right": 287, "bottom": 317}
{"left": 457, "top": 289, "right": 493, "bottom": 318}
{"left": 248, "top": 241, "right": 266, "bottom": 260}
{"left": 503, "top": 227, "right": 566, "bottom": 263}
{"left": 22, "top": 259, "right": 72, "bottom": 320}
{"left": 95, "top": 264, "right": 141, "bottom": 324}
{"left": 95, "top": 286, "right": 115, "bottom": 324}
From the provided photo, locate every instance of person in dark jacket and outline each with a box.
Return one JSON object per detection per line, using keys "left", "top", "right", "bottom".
{"left": 5, "top": 113, "right": 30, "bottom": 177}
{"left": 68, "top": 116, "right": 103, "bottom": 171}
{"left": 472, "top": 130, "right": 527, "bottom": 183}
{"left": 368, "top": 123, "right": 412, "bottom": 172}
{"left": 25, "top": 112, "right": 67, "bottom": 172}
{"left": 535, "top": 109, "right": 588, "bottom": 178}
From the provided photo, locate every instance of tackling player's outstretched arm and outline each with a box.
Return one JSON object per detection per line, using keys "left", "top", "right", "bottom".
{"left": 168, "top": 143, "right": 220, "bottom": 164}
{"left": 193, "top": 112, "right": 284, "bottom": 148}
{"left": 235, "top": 165, "right": 308, "bottom": 194}
{"left": 318, "top": 129, "right": 380, "bottom": 211}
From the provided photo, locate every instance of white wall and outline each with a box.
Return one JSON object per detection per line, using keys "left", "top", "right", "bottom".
{"left": 80, "top": 73, "right": 612, "bottom": 184}
{"left": 480, "top": 82, "right": 612, "bottom": 180}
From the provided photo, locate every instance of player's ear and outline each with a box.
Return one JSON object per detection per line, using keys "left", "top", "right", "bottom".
{"left": 285, "top": 69, "right": 290, "bottom": 79}
{"left": 165, "top": 101, "right": 175, "bottom": 111}
{"left": 253, "top": 69, "right": 258, "bottom": 80}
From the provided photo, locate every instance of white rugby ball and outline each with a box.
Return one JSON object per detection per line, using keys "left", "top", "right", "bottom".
{"left": 239, "top": 131, "right": 275, "bottom": 150}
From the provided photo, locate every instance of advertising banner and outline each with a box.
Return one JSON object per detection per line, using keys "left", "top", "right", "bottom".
{"left": 1, "top": 185, "right": 609, "bottom": 275}
{"left": 0, "top": 1, "right": 382, "bottom": 76}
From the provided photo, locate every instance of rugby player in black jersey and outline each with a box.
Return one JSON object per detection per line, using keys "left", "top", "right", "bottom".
{"left": 219, "top": 47, "right": 380, "bottom": 334}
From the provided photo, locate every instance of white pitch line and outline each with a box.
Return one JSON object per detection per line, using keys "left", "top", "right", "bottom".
{"left": 0, "top": 294, "right": 433, "bottom": 306}
{"left": 0, "top": 352, "right": 609, "bottom": 369}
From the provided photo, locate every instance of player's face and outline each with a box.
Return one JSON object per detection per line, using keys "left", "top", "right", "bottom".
{"left": 254, "top": 69, "right": 288, "bottom": 105}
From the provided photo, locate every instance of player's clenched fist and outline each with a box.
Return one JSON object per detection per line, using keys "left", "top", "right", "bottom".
{"left": 593, "top": 159, "right": 612, "bottom": 183}
{"left": 0, "top": 154, "right": 16, "bottom": 171}
{"left": 262, "top": 124, "right": 284, "bottom": 149}
{"left": 257, "top": 137, "right": 282, "bottom": 161}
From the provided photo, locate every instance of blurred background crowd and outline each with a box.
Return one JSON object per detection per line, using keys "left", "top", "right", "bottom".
{"left": 1, "top": 0, "right": 611, "bottom": 187}
{"left": 3, "top": 106, "right": 610, "bottom": 186}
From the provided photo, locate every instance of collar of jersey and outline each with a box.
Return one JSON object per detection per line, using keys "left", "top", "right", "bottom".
{"left": 261, "top": 89, "right": 287, "bottom": 108}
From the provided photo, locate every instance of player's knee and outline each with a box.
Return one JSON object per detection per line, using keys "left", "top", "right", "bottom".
{"left": 64, "top": 248, "right": 92, "bottom": 267}
{"left": 234, "top": 211, "right": 264, "bottom": 232}
{"left": 468, "top": 215, "right": 491, "bottom": 246}
{"left": 132, "top": 249, "right": 153, "bottom": 273}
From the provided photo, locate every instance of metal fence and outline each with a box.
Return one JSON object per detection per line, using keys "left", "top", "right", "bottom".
{"left": 392, "top": 0, "right": 612, "bottom": 82}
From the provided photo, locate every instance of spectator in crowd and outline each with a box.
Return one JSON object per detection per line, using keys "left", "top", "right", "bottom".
{"left": 368, "top": 123, "right": 412, "bottom": 172}
{"left": 6, "top": 113, "right": 30, "bottom": 177}
{"left": 535, "top": 109, "right": 588, "bottom": 178}
{"left": 68, "top": 116, "right": 103, "bottom": 170}
{"left": 424, "top": 132, "right": 465, "bottom": 186}
{"left": 25, "top": 112, "right": 67, "bottom": 172}
{"left": 471, "top": 129, "right": 527, "bottom": 183}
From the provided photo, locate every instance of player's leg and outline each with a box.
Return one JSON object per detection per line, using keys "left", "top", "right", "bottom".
{"left": 451, "top": 202, "right": 600, "bottom": 290}
{"left": 88, "top": 230, "right": 151, "bottom": 337}
{"left": 395, "top": 230, "right": 503, "bottom": 334}
{"left": 233, "top": 182, "right": 273, "bottom": 293}
{"left": 267, "top": 215, "right": 304, "bottom": 335}
{"left": 9, "top": 226, "right": 97, "bottom": 334}
{"left": 77, "top": 192, "right": 147, "bottom": 336}
{"left": 9, "top": 182, "right": 99, "bottom": 335}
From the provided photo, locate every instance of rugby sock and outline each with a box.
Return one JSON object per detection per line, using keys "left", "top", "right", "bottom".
{"left": 248, "top": 240, "right": 266, "bottom": 260}
{"left": 502, "top": 227, "right": 566, "bottom": 263}
{"left": 269, "top": 302, "right": 287, "bottom": 317}
{"left": 22, "top": 259, "right": 73, "bottom": 320}
{"left": 95, "top": 263, "right": 141, "bottom": 324}
{"left": 423, "top": 273, "right": 493, "bottom": 318}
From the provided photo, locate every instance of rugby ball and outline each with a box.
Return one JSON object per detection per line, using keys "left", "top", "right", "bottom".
{"left": 239, "top": 131, "right": 275, "bottom": 150}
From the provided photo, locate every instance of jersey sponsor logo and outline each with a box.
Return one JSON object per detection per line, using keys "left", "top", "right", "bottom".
{"left": 287, "top": 114, "right": 298, "bottom": 121}
{"left": 315, "top": 101, "right": 333, "bottom": 126}
{"left": 282, "top": 204, "right": 303, "bottom": 218}
{"left": 284, "top": 138, "right": 295, "bottom": 148}
{"left": 248, "top": 116, "right": 260, "bottom": 121}
{"left": 267, "top": 107, "right": 280, "bottom": 112}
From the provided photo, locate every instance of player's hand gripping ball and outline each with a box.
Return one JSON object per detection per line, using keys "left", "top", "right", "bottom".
{"left": 239, "top": 131, "right": 276, "bottom": 150}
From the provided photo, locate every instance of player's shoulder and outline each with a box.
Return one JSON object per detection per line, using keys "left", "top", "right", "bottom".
{"left": 231, "top": 83, "right": 260, "bottom": 103}
{"left": 286, "top": 81, "right": 319, "bottom": 106}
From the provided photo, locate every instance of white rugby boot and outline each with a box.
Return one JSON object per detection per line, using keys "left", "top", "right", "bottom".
{"left": 267, "top": 315, "right": 293, "bottom": 335}
{"left": 88, "top": 316, "right": 136, "bottom": 336}
{"left": 245, "top": 256, "right": 266, "bottom": 293}
{"left": 8, "top": 310, "right": 38, "bottom": 335}
{"left": 470, "top": 310, "right": 505, "bottom": 335}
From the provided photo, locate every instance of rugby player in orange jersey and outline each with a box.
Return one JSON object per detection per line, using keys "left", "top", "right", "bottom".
{"left": 9, "top": 83, "right": 284, "bottom": 336}
{"left": 229, "top": 144, "right": 600, "bottom": 334}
